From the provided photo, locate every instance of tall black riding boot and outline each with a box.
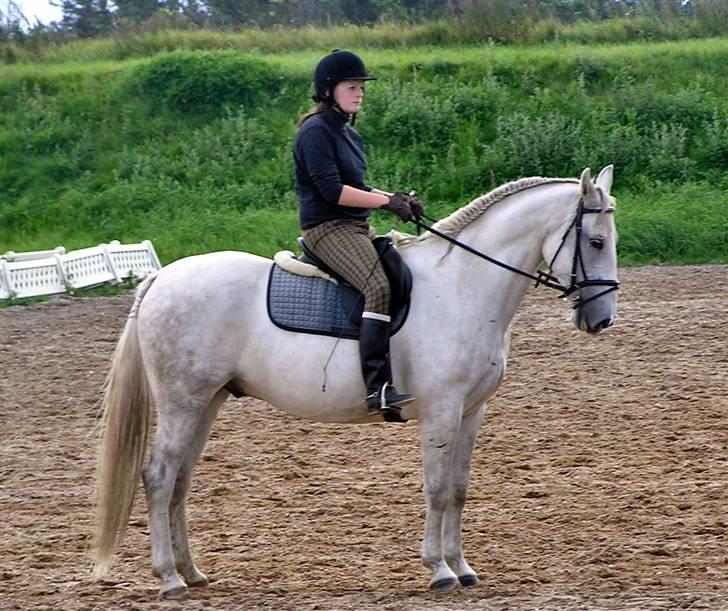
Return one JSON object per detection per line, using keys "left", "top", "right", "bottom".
{"left": 359, "top": 314, "right": 415, "bottom": 416}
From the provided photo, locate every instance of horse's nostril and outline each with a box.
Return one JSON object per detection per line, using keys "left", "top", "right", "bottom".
{"left": 589, "top": 318, "right": 612, "bottom": 334}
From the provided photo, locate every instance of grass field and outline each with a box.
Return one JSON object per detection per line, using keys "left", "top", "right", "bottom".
{"left": 1, "top": 33, "right": 726, "bottom": 267}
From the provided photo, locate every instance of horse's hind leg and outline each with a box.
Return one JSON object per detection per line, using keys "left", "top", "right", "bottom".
{"left": 143, "top": 392, "right": 213, "bottom": 600}
{"left": 169, "top": 389, "right": 228, "bottom": 589}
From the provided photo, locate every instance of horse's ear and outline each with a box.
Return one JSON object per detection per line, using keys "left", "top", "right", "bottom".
{"left": 595, "top": 165, "right": 614, "bottom": 194}
{"left": 580, "top": 167, "right": 595, "bottom": 197}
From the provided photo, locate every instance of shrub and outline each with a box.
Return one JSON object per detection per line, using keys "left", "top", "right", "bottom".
{"left": 487, "top": 112, "right": 582, "bottom": 179}
{"left": 2, "top": 38, "right": 727, "bottom": 265}
{"left": 697, "top": 113, "right": 728, "bottom": 171}
{"left": 644, "top": 123, "right": 694, "bottom": 182}
{"left": 128, "top": 50, "right": 282, "bottom": 113}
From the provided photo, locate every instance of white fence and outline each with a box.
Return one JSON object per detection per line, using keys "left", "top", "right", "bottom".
{"left": 0, "top": 240, "right": 161, "bottom": 300}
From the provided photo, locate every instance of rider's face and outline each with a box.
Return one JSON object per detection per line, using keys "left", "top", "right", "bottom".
{"left": 333, "top": 80, "right": 365, "bottom": 114}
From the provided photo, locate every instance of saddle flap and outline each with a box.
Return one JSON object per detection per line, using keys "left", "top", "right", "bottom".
{"left": 267, "top": 257, "right": 411, "bottom": 341}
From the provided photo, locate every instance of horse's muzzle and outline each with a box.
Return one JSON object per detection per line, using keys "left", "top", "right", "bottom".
{"left": 572, "top": 301, "right": 616, "bottom": 334}
{"left": 586, "top": 317, "right": 613, "bottom": 334}
{"left": 570, "top": 282, "right": 618, "bottom": 335}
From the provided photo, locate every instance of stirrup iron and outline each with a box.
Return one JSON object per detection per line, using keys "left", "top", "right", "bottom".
{"left": 367, "top": 382, "right": 414, "bottom": 416}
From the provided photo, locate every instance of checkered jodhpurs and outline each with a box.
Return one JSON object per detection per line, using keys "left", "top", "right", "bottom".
{"left": 302, "top": 219, "right": 390, "bottom": 315}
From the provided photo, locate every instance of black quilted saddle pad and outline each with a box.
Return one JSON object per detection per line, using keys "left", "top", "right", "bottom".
{"left": 266, "top": 264, "right": 408, "bottom": 340}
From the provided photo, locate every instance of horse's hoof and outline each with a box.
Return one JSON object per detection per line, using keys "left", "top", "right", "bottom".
{"left": 160, "top": 584, "right": 189, "bottom": 600}
{"left": 458, "top": 573, "right": 479, "bottom": 587}
{"left": 430, "top": 576, "right": 459, "bottom": 592}
{"left": 187, "top": 576, "right": 209, "bottom": 589}
{"left": 178, "top": 565, "right": 208, "bottom": 588}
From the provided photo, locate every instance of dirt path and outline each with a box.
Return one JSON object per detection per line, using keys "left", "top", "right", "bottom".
{"left": 1, "top": 265, "right": 726, "bottom": 610}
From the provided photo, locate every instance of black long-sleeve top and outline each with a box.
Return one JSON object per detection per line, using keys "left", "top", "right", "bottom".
{"left": 294, "top": 108, "right": 372, "bottom": 230}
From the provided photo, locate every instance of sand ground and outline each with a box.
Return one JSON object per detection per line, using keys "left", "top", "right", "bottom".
{"left": 1, "top": 264, "right": 726, "bottom": 610}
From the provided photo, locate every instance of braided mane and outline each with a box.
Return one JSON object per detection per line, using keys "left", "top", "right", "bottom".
{"left": 430, "top": 176, "right": 578, "bottom": 240}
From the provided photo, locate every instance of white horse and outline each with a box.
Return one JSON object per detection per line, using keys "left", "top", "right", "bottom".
{"left": 93, "top": 166, "right": 619, "bottom": 599}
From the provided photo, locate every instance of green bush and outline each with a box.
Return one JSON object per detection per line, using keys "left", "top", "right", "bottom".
{"left": 697, "top": 113, "right": 728, "bottom": 172}
{"left": 1, "top": 40, "right": 727, "bottom": 265}
{"left": 128, "top": 50, "right": 281, "bottom": 113}
{"left": 644, "top": 123, "right": 694, "bottom": 182}
{"left": 617, "top": 182, "right": 728, "bottom": 265}
{"left": 487, "top": 112, "right": 582, "bottom": 179}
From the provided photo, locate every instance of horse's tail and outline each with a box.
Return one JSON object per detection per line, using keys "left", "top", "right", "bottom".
{"left": 93, "top": 274, "right": 156, "bottom": 577}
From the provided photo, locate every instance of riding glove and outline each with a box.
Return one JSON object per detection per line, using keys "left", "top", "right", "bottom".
{"left": 382, "top": 194, "right": 414, "bottom": 222}
{"left": 394, "top": 192, "right": 425, "bottom": 219}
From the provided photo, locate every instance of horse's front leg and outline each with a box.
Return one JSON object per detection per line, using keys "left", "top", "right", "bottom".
{"left": 443, "top": 405, "right": 484, "bottom": 587}
{"left": 418, "top": 408, "right": 463, "bottom": 591}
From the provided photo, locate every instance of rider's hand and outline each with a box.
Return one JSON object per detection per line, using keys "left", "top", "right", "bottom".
{"left": 395, "top": 192, "right": 425, "bottom": 219}
{"left": 382, "top": 194, "right": 414, "bottom": 222}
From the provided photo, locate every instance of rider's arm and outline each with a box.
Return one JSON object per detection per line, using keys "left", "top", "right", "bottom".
{"left": 338, "top": 185, "right": 389, "bottom": 209}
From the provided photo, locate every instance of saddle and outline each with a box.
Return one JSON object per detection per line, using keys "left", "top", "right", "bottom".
{"left": 267, "top": 236, "right": 412, "bottom": 340}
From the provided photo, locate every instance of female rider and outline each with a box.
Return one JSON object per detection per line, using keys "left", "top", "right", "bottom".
{"left": 294, "top": 49, "right": 424, "bottom": 417}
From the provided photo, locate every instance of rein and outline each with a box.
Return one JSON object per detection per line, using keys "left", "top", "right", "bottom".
{"left": 412, "top": 198, "right": 619, "bottom": 310}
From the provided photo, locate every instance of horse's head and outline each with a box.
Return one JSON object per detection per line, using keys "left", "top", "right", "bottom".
{"left": 544, "top": 165, "right": 619, "bottom": 334}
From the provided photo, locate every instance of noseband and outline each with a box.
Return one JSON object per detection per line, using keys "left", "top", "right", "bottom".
{"left": 413, "top": 196, "right": 619, "bottom": 310}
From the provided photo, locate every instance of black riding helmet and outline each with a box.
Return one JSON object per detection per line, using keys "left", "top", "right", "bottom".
{"left": 312, "top": 50, "right": 376, "bottom": 104}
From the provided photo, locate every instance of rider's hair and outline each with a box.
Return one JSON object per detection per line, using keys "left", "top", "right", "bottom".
{"left": 296, "top": 101, "right": 329, "bottom": 129}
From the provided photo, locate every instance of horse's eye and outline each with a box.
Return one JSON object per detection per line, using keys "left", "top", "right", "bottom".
{"left": 589, "top": 238, "right": 604, "bottom": 250}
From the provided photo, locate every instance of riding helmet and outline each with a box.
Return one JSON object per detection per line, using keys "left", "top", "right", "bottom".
{"left": 312, "top": 50, "right": 376, "bottom": 103}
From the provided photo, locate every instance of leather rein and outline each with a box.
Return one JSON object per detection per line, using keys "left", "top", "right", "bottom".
{"left": 412, "top": 197, "right": 619, "bottom": 310}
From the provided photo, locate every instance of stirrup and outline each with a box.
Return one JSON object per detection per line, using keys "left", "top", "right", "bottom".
{"left": 366, "top": 382, "right": 415, "bottom": 416}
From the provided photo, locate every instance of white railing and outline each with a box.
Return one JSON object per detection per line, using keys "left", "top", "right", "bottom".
{"left": 0, "top": 240, "right": 161, "bottom": 300}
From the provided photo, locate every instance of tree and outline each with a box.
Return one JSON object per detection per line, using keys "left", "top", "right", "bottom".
{"left": 57, "top": 0, "right": 112, "bottom": 37}
{"left": 202, "top": 0, "right": 286, "bottom": 27}
{"left": 113, "top": 0, "right": 163, "bottom": 23}
{"left": 1, "top": 0, "right": 30, "bottom": 41}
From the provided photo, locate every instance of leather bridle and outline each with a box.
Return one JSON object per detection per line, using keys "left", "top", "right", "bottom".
{"left": 542, "top": 197, "right": 620, "bottom": 308}
{"left": 413, "top": 197, "right": 619, "bottom": 310}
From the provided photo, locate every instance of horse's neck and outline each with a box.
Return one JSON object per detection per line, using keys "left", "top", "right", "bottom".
{"left": 413, "top": 183, "right": 575, "bottom": 329}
